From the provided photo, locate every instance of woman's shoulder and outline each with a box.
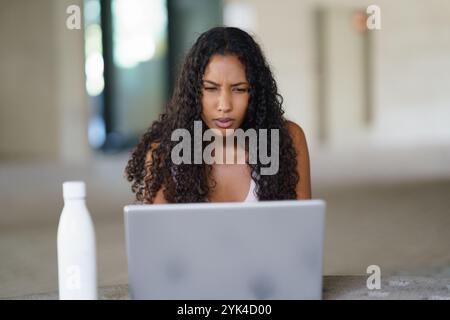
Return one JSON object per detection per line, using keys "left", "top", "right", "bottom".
{"left": 284, "top": 120, "right": 307, "bottom": 144}
{"left": 284, "top": 120, "right": 311, "bottom": 199}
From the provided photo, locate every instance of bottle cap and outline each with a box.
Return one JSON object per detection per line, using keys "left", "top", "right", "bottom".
{"left": 63, "top": 181, "right": 86, "bottom": 199}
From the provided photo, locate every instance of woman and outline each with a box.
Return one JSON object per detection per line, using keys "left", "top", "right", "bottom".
{"left": 125, "top": 27, "right": 311, "bottom": 203}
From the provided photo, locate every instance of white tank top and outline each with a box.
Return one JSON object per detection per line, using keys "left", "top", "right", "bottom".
{"left": 243, "top": 178, "right": 258, "bottom": 202}
{"left": 207, "top": 178, "right": 258, "bottom": 202}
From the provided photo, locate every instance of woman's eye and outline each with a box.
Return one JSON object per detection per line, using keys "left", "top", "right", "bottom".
{"left": 233, "top": 88, "right": 248, "bottom": 93}
{"left": 204, "top": 87, "right": 217, "bottom": 91}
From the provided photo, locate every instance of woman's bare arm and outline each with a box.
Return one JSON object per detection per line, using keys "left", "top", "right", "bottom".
{"left": 285, "top": 120, "right": 312, "bottom": 199}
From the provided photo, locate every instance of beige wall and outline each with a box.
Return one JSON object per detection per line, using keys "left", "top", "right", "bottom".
{"left": 0, "top": 0, "right": 89, "bottom": 163}
{"left": 0, "top": 1, "right": 58, "bottom": 159}
{"left": 372, "top": 0, "right": 450, "bottom": 146}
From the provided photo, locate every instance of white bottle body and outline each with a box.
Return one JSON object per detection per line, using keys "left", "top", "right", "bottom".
{"left": 57, "top": 198, "right": 98, "bottom": 300}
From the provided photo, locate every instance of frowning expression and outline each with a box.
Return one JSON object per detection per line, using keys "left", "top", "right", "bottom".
{"left": 200, "top": 54, "right": 250, "bottom": 135}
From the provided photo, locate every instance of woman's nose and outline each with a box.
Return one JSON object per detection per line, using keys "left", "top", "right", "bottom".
{"left": 217, "top": 90, "right": 232, "bottom": 112}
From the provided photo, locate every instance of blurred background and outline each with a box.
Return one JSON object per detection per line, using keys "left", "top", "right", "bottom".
{"left": 1, "top": 0, "right": 450, "bottom": 298}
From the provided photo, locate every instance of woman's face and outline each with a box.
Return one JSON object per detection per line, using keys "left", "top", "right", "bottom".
{"left": 200, "top": 54, "right": 250, "bottom": 136}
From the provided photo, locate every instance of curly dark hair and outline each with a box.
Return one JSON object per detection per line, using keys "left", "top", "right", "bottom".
{"left": 124, "top": 26, "right": 299, "bottom": 203}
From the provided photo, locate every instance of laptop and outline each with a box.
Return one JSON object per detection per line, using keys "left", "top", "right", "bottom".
{"left": 124, "top": 200, "right": 326, "bottom": 300}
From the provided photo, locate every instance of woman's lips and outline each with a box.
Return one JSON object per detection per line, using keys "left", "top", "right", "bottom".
{"left": 214, "top": 118, "right": 234, "bottom": 129}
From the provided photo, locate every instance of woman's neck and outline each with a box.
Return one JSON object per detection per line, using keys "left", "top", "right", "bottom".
{"left": 210, "top": 139, "right": 247, "bottom": 165}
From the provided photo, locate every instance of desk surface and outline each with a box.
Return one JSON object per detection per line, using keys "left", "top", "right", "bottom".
{"left": 6, "top": 276, "right": 450, "bottom": 300}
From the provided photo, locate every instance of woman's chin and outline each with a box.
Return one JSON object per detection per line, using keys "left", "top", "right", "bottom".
{"left": 216, "top": 127, "right": 236, "bottom": 137}
{"left": 206, "top": 126, "right": 236, "bottom": 137}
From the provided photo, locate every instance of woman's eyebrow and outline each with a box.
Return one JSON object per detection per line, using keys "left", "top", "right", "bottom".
{"left": 203, "top": 80, "right": 219, "bottom": 86}
{"left": 230, "top": 82, "right": 248, "bottom": 87}
{"left": 202, "top": 80, "right": 248, "bottom": 86}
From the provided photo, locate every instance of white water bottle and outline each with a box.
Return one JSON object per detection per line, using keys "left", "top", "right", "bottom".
{"left": 57, "top": 181, "right": 98, "bottom": 300}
